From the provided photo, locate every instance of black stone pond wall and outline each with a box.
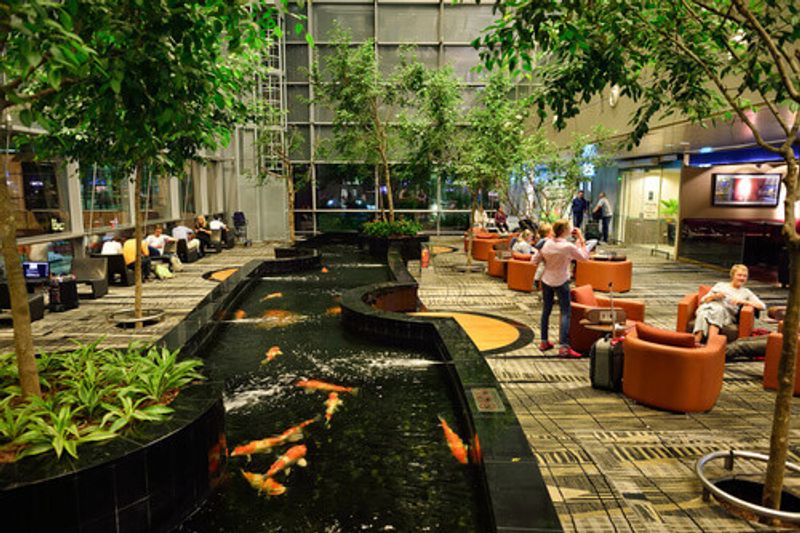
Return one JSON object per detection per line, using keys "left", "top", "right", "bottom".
{"left": 340, "top": 245, "right": 563, "bottom": 533}
{"left": 0, "top": 249, "right": 321, "bottom": 533}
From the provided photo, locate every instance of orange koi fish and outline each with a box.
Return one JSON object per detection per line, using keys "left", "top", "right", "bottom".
{"left": 261, "top": 292, "right": 283, "bottom": 301}
{"left": 261, "top": 345, "right": 283, "bottom": 364}
{"left": 325, "top": 306, "right": 342, "bottom": 316}
{"left": 233, "top": 309, "right": 247, "bottom": 320}
{"left": 324, "top": 392, "right": 343, "bottom": 427}
{"left": 295, "top": 379, "right": 358, "bottom": 395}
{"left": 438, "top": 415, "right": 469, "bottom": 465}
{"left": 241, "top": 470, "right": 287, "bottom": 496}
{"left": 231, "top": 418, "right": 317, "bottom": 460}
{"left": 266, "top": 444, "right": 308, "bottom": 478}
{"left": 321, "top": 267, "right": 329, "bottom": 273}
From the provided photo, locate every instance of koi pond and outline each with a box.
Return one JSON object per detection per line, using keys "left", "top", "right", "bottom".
{"left": 179, "top": 245, "right": 488, "bottom": 532}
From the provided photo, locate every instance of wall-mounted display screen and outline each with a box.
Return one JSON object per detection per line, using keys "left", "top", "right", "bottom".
{"left": 712, "top": 173, "right": 781, "bottom": 207}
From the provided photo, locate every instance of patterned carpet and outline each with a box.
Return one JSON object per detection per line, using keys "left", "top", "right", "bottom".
{"left": 415, "top": 237, "right": 796, "bottom": 532}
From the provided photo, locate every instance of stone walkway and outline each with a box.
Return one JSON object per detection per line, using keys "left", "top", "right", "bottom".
{"left": 414, "top": 237, "right": 796, "bottom": 532}
{"left": 0, "top": 243, "right": 277, "bottom": 353}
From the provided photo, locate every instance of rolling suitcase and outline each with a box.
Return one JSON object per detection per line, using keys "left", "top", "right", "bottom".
{"left": 589, "top": 335, "right": 624, "bottom": 391}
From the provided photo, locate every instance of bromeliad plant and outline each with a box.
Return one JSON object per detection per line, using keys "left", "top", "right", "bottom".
{"left": 0, "top": 341, "right": 204, "bottom": 462}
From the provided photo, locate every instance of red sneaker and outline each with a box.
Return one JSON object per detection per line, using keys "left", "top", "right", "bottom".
{"left": 559, "top": 346, "right": 583, "bottom": 358}
{"left": 538, "top": 340, "right": 555, "bottom": 351}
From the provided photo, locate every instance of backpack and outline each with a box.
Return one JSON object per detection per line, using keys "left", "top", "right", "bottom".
{"left": 154, "top": 263, "right": 174, "bottom": 280}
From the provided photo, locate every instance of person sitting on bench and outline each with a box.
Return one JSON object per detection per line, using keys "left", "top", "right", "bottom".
{"left": 194, "top": 215, "right": 212, "bottom": 255}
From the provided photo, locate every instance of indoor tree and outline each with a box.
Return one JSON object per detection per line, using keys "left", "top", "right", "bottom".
{"left": 475, "top": 0, "right": 799, "bottom": 515}
{"left": 455, "top": 72, "right": 532, "bottom": 265}
{"left": 2, "top": 0, "right": 295, "bottom": 397}
{"left": 309, "top": 27, "right": 405, "bottom": 223}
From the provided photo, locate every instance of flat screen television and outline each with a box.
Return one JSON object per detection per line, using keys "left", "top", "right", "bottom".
{"left": 712, "top": 173, "right": 781, "bottom": 207}
{"left": 22, "top": 261, "right": 49, "bottom": 281}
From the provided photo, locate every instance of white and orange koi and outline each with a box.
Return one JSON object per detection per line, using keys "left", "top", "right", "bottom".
{"left": 233, "top": 309, "right": 247, "bottom": 320}
{"left": 231, "top": 418, "right": 317, "bottom": 460}
{"left": 261, "top": 292, "right": 283, "bottom": 301}
{"left": 324, "top": 392, "right": 343, "bottom": 427}
{"left": 321, "top": 267, "right": 329, "bottom": 273}
{"left": 295, "top": 379, "right": 358, "bottom": 395}
{"left": 261, "top": 345, "right": 283, "bottom": 364}
{"left": 265, "top": 444, "right": 308, "bottom": 477}
{"left": 438, "top": 415, "right": 469, "bottom": 465}
{"left": 240, "top": 470, "right": 287, "bottom": 496}
{"left": 325, "top": 306, "right": 342, "bottom": 316}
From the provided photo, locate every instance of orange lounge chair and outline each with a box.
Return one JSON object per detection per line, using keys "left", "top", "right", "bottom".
{"left": 623, "top": 324, "right": 726, "bottom": 413}
{"left": 763, "top": 331, "right": 800, "bottom": 395}
{"left": 574, "top": 258, "right": 632, "bottom": 292}
{"left": 506, "top": 253, "right": 535, "bottom": 292}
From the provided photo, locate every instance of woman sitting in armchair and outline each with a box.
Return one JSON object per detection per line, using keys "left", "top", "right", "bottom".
{"left": 693, "top": 264, "right": 766, "bottom": 344}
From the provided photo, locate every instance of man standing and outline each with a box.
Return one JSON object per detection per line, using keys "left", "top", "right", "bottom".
{"left": 593, "top": 192, "right": 613, "bottom": 243}
{"left": 571, "top": 190, "right": 589, "bottom": 230}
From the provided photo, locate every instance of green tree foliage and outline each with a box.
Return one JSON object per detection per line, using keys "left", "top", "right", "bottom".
{"left": 309, "top": 27, "right": 404, "bottom": 222}
{"left": 1, "top": 1, "right": 295, "bottom": 398}
{"left": 26, "top": 1, "right": 280, "bottom": 323}
{"left": 476, "top": 0, "right": 799, "bottom": 514}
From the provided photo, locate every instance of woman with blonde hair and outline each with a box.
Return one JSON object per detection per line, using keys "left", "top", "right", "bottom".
{"left": 692, "top": 264, "right": 766, "bottom": 343}
{"left": 533, "top": 219, "right": 589, "bottom": 357}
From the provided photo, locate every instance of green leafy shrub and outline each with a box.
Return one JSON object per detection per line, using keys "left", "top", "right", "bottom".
{"left": 362, "top": 219, "right": 422, "bottom": 238}
{"left": 0, "top": 342, "right": 204, "bottom": 462}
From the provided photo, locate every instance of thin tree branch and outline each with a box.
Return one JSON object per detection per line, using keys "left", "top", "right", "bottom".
{"left": 688, "top": 0, "right": 745, "bottom": 24}
{"left": 639, "top": 14, "right": 785, "bottom": 154}
{"left": 732, "top": 0, "right": 800, "bottom": 103}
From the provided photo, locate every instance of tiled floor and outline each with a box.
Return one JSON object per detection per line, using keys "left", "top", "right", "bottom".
{"left": 415, "top": 237, "right": 795, "bottom": 532}
{"left": 2, "top": 237, "right": 796, "bottom": 531}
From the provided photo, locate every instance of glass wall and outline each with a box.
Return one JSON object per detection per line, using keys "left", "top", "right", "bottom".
{"left": 80, "top": 165, "right": 131, "bottom": 230}
{"left": 3, "top": 154, "right": 71, "bottom": 238}
{"left": 140, "top": 167, "right": 171, "bottom": 222}
{"left": 283, "top": 1, "right": 505, "bottom": 234}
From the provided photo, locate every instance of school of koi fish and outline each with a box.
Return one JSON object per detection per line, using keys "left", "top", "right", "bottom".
{"left": 231, "top": 289, "right": 471, "bottom": 499}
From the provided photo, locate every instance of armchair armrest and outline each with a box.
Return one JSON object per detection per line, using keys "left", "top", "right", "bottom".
{"left": 738, "top": 305, "right": 755, "bottom": 338}
{"left": 595, "top": 297, "right": 646, "bottom": 322}
{"left": 677, "top": 293, "right": 699, "bottom": 333}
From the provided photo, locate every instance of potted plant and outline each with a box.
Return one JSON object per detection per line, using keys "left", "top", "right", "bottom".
{"left": 361, "top": 218, "right": 425, "bottom": 261}
{"left": 660, "top": 199, "right": 679, "bottom": 246}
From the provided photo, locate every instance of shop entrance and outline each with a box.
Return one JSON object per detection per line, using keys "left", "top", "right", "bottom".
{"left": 619, "top": 164, "right": 680, "bottom": 255}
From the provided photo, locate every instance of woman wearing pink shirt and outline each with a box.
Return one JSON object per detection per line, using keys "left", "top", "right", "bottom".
{"left": 532, "top": 219, "right": 589, "bottom": 357}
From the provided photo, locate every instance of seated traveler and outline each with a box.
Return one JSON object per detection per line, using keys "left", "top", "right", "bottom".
{"left": 194, "top": 215, "right": 212, "bottom": 255}
{"left": 145, "top": 225, "right": 174, "bottom": 256}
{"left": 100, "top": 234, "right": 123, "bottom": 255}
{"left": 693, "top": 264, "right": 765, "bottom": 344}
{"left": 512, "top": 229, "right": 535, "bottom": 256}
{"left": 122, "top": 237, "right": 151, "bottom": 281}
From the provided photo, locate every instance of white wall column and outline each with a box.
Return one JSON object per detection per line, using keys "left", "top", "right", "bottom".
{"left": 65, "top": 161, "right": 84, "bottom": 235}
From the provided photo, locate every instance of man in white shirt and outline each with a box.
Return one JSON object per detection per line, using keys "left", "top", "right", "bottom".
{"left": 145, "top": 225, "right": 173, "bottom": 256}
{"left": 100, "top": 234, "right": 123, "bottom": 255}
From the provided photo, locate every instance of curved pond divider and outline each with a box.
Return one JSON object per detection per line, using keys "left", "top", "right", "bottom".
{"left": 0, "top": 248, "right": 321, "bottom": 533}
{"left": 340, "top": 244, "right": 563, "bottom": 532}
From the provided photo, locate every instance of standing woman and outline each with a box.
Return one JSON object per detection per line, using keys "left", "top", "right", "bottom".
{"left": 592, "top": 192, "right": 613, "bottom": 243}
{"left": 533, "top": 219, "right": 589, "bottom": 357}
{"left": 692, "top": 264, "right": 766, "bottom": 343}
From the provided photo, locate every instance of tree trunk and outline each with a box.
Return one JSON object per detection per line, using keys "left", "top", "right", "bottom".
{"left": 0, "top": 171, "right": 42, "bottom": 398}
{"left": 383, "top": 155, "right": 394, "bottom": 223}
{"left": 287, "top": 169, "right": 295, "bottom": 242}
{"left": 133, "top": 162, "right": 143, "bottom": 324}
{"left": 763, "top": 159, "right": 800, "bottom": 514}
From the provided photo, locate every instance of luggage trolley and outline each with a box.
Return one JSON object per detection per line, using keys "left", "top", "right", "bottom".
{"left": 233, "top": 211, "right": 251, "bottom": 246}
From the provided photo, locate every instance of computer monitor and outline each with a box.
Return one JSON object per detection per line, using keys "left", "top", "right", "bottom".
{"left": 22, "top": 261, "right": 49, "bottom": 281}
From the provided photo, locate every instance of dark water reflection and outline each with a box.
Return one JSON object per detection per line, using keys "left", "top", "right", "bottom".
{"left": 179, "top": 246, "right": 485, "bottom": 532}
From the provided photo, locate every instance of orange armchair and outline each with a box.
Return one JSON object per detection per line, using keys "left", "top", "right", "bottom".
{"left": 471, "top": 234, "right": 506, "bottom": 261}
{"left": 623, "top": 325, "right": 726, "bottom": 412}
{"left": 486, "top": 244, "right": 509, "bottom": 278}
{"left": 676, "top": 285, "right": 755, "bottom": 342}
{"left": 506, "top": 253, "right": 536, "bottom": 292}
{"left": 763, "top": 332, "right": 800, "bottom": 395}
{"left": 569, "top": 284, "right": 646, "bottom": 354}
{"left": 574, "top": 259, "right": 632, "bottom": 292}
